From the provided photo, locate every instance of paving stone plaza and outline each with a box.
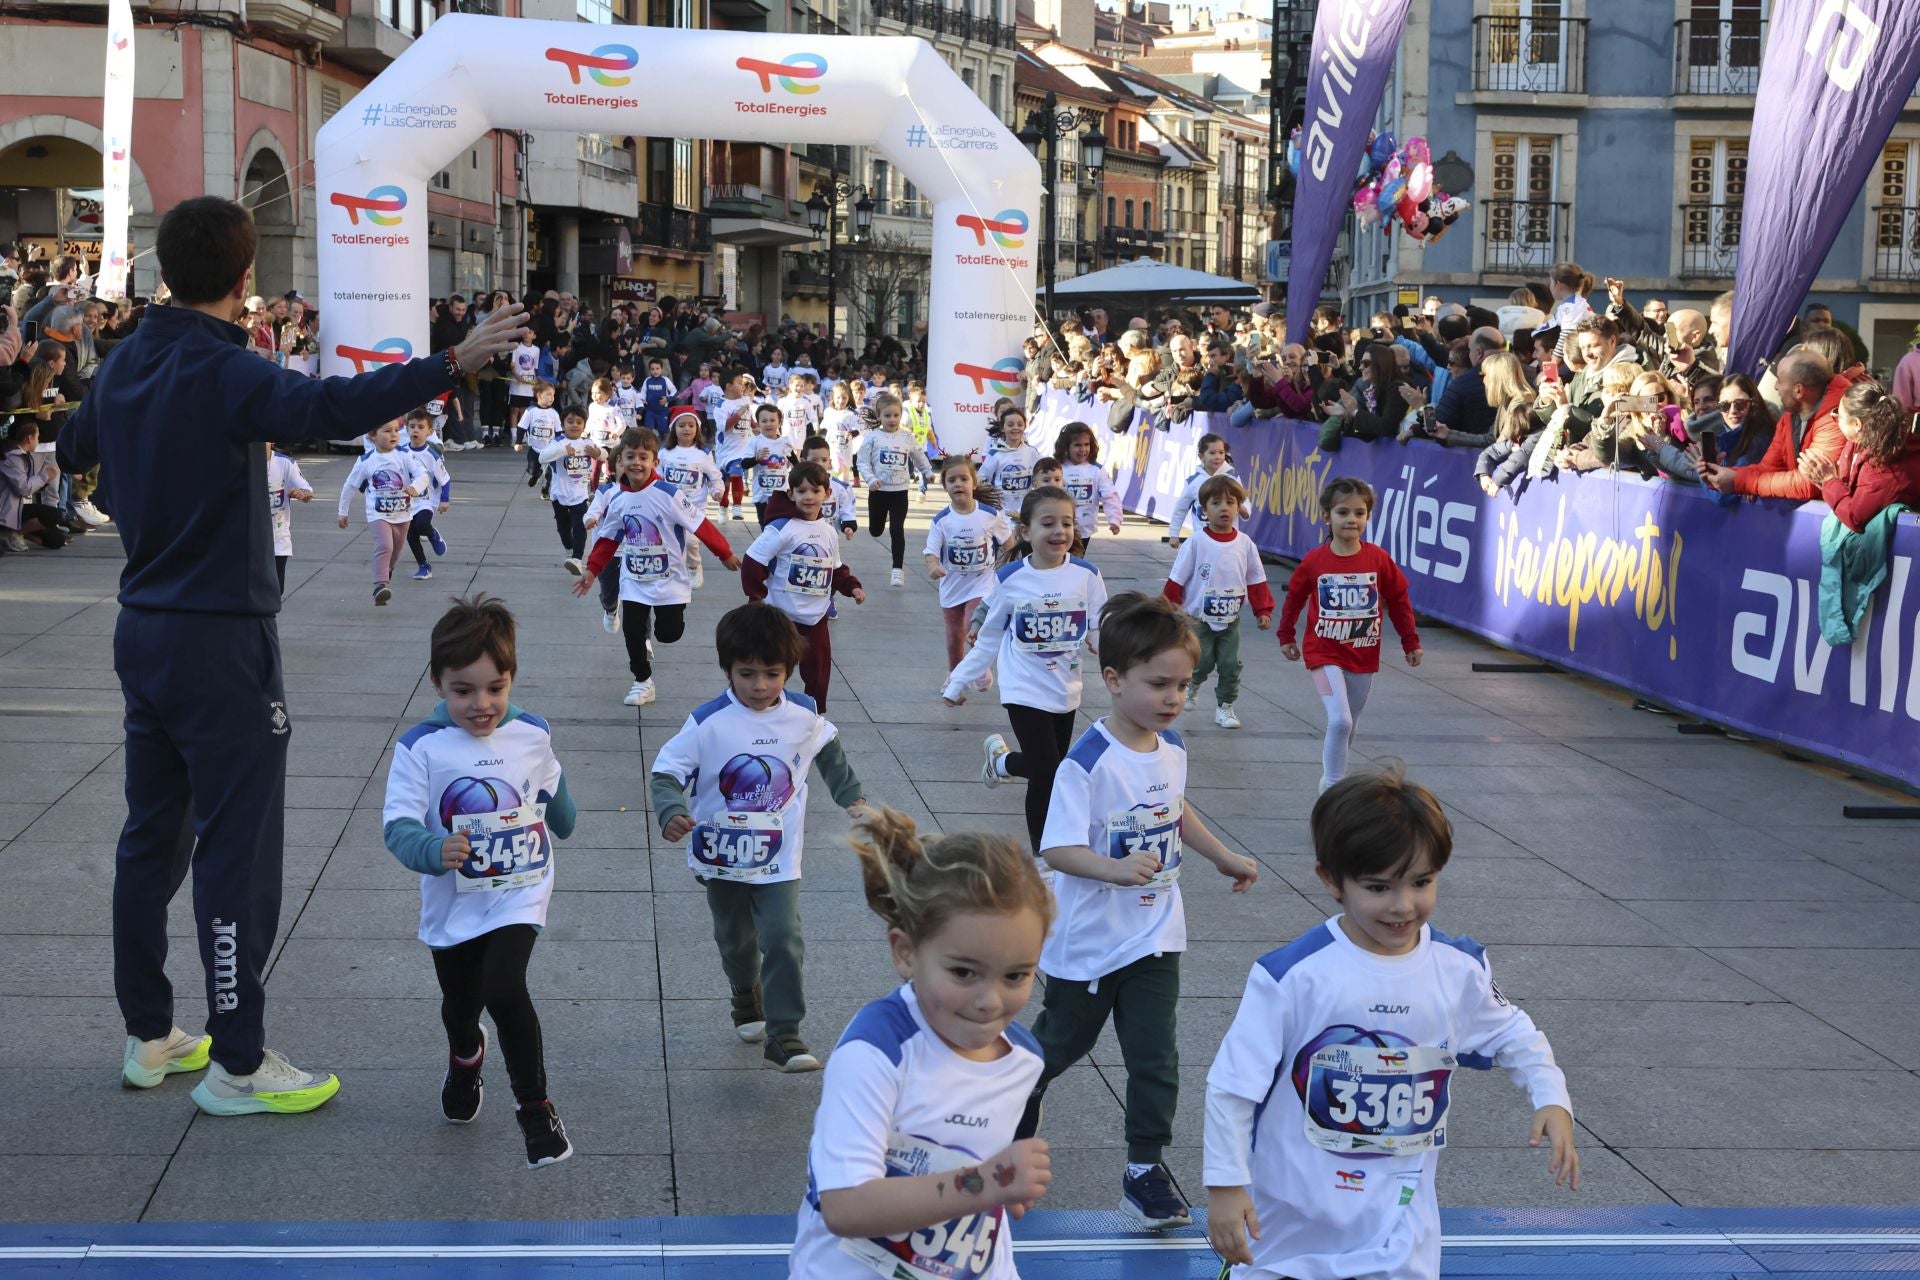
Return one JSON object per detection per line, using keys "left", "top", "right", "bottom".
{"left": 2, "top": 448, "right": 1918, "bottom": 1268}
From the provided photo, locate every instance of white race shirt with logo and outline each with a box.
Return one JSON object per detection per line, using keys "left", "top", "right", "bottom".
{"left": 822, "top": 476, "right": 859, "bottom": 530}
{"left": 716, "top": 398, "right": 759, "bottom": 469}
{"left": 539, "top": 439, "right": 600, "bottom": 507}
{"left": 383, "top": 714, "right": 565, "bottom": 949}
{"left": 589, "top": 477, "right": 712, "bottom": 606}
{"left": 1060, "top": 461, "right": 1121, "bottom": 537}
{"left": 267, "top": 452, "right": 311, "bottom": 557}
{"left": 750, "top": 436, "right": 798, "bottom": 503}
{"left": 790, "top": 983, "right": 1042, "bottom": 1280}
{"left": 339, "top": 449, "right": 427, "bottom": 525}
{"left": 1168, "top": 529, "right": 1268, "bottom": 632}
{"left": 1037, "top": 720, "right": 1188, "bottom": 981}
{"left": 747, "top": 515, "right": 844, "bottom": 626}
{"left": 508, "top": 344, "right": 540, "bottom": 397}
{"left": 978, "top": 444, "right": 1041, "bottom": 498}
{"left": 941, "top": 556, "right": 1107, "bottom": 713}
{"left": 652, "top": 688, "right": 837, "bottom": 885}
{"left": 587, "top": 402, "right": 629, "bottom": 453}
{"left": 404, "top": 444, "right": 451, "bottom": 518}
{"left": 660, "top": 445, "right": 724, "bottom": 505}
{"left": 923, "top": 505, "right": 1011, "bottom": 609}
{"left": 858, "top": 429, "right": 930, "bottom": 492}
{"left": 1204, "top": 919, "right": 1571, "bottom": 1280}
{"left": 520, "top": 405, "right": 562, "bottom": 454}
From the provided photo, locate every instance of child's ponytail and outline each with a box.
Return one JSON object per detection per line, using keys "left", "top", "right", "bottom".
{"left": 850, "top": 806, "right": 1054, "bottom": 943}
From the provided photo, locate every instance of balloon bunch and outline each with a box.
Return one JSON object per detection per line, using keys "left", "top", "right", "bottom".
{"left": 1344, "top": 133, "right": 1470, "bottom": 245}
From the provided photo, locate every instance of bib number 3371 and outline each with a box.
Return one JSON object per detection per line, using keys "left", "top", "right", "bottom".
{"left": 453, "top": 803, "right": 550, "bottom": 894}
{"left": 1304, "top": 1044, "right": 1454, "bottom": 1154}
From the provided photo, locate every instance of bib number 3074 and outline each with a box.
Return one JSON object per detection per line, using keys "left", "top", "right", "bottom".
{"left": 1303, "top": 1044, "right": 1454, "bottom": 1154}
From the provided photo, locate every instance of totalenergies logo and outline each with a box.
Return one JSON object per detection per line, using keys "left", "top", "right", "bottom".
{"left": 330, "top": 186, "right": 406, "bottom": 227}
{"left": 956, "top": 209, "right": 1028, "bottom": 249}
{"left": 953, "top": 357, "right": 1025, "bottom": 396}
{"left": 736, "top": 52, "right": 827, "bottom": 94}
{"left": 335, "top": 338, "right": 413, "bottom": 373}
{"left": 545, "top": 44, "right": 639, "bottom": 86}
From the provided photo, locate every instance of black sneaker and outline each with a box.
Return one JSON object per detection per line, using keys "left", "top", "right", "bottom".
{"left": 516, "top": 1099, "right": 574, "bottom": 1169}
{"left": 1121, "top": 1163, "right": 1192, "bottom": 1229}
{"left": 441, "top": 1026, "right": 485, "bottom": 1124}
{"left": 1014, "top": 1090, "right": 1044, "bottom": 1141}
{"left": 764, "top": 1033, "right": 821, "bottom": 1073}
{"left": 731, "top": 985, "right": 766, "bottom": 1044}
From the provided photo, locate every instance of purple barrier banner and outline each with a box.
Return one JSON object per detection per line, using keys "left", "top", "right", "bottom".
{"left": 1026, "top": 390, "right": 1920, "bottom": 789}
{"left": 1726, "top": 0, "right": 1920, "bottom": 376}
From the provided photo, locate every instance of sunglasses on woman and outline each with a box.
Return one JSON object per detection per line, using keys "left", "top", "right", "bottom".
{"left": 1719, "top": 396, "right": 1752, "bottom": 411}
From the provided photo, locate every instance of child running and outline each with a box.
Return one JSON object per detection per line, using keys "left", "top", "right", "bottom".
{"left": 1277, "top": 477, "right": 1423, "bottom": 793}
{"left": 715, "top": 373, "right": 760, "bottom": 522}
{"left": 821, "top": 381, "right": 860, "bottom": 484}
{"left": 748, "top": 403, "right": 799, "bottom": 526}
{"left": 1163, "top": 473, "right": 1272, "bottom": 730}
{"left": 801, "top": 435, "right": 858, "bottom": 540}
{"left": 923, "top": 456, "right": 1010, "bottom": 679}
{"left": 1054, "top": 422, "right": 1123, "bottom": 546}
{"left": 978, "top": 407, "right": 1040, "bottom": 499}
{"left": 640, "top": 357, "right": 676, "bottom": 433}
{"left": 571, "top": 427, "right": 741, "bottom": 707}
{"left": 539, "top": 408, "right": 600, "bottom": 575}
{"left": 787, "top": 807, "right": 1056, "bottom": 1278}
{"left": 507, "top": 332, "right": 540, "bottom": 443}
{"left": 741, "top": 460, "right": 865, "bottom": 709}
{"left": 403, "top": 409, "right": 453, "bottom": 582}
{"left": 266, "top": 444, "right": 313, "bottom": 595}
{"left": 338, "top": 417, "right": 429, "bottom": 606}
{"left": 1205, "top": 769, "right": 1578, "bottom": 1279}
{"left": 518, "top": 381, "right": 562, "bottom": 491}
{"left": 857, "top": 391, "right": 933, "bottom": 587}
{"left": 1166, "top": 433, "right": 1236, "bottom": 549}
{"left": 661, "top": 410, "right": 725, "bottom": 589}
{"left": 651, "top": 602, "right": 872, "bottom": 1073}
{"left": 381, "top": 594, "right": 581, "bottom": 1168}
{"left": 942, "top": 485, "right": 1106, "bottom": 856}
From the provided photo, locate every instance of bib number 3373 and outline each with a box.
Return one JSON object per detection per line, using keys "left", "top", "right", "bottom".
{"left": 453, "top": 803, "right": 550, "bottom": 894}
{"left": 1304, "top": 1044, "right": 1454, "bottom": 1154}
{"left": 840, "top": 1132, "right": 1002, "bottom": 1280}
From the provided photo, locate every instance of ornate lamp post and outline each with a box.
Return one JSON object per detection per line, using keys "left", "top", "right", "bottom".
{"left": 1018, "top": 92, "right": 1105, "bottom": 329}
{"left": 805, "top": 176, "right": 874, "bottom": 348}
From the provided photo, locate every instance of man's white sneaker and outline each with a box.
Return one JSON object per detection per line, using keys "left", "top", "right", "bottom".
{"left": 623, "top": 679, "right": 656, "bottom": 706}
{"left": 603, "top": 610, "right": 621, "bottom": 635}
{"left": 74, "top": 500, "right": 112, "bottom": 527}
{"left": 1215, "top": 703, "right": 1242, "bottom": 730}
{"left": 981, "top": 733, "right": 1011, "bottom": 789}
{"left": 890, "top": 568, "right": 905, "bottom": 587}
{"left": 122, "top": 1028, "right": 212, "bottom": 1089}
{"left": 189, "top": 1047, "right": 340, "bottom": 1116}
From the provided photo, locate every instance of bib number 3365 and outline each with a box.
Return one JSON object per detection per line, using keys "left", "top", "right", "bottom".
{"left": 1304, "top": 1044, "right": 1454, "bottom": 1154}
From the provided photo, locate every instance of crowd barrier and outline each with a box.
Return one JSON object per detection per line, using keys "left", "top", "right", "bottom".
{"left": 1023, "top": 388, "right": 1920, "bottom": 792}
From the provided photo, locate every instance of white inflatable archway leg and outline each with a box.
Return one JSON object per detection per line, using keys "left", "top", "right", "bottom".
{"left": 315, "top": 16, "right": 1040, "bottom": 456}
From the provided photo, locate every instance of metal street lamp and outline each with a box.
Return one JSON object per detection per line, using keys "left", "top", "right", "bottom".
{"left": 1020, "top": 90, "right": 1104, "bottom": 332}
{"left": 807, "top": 176, "right": 874, "bottom": 348}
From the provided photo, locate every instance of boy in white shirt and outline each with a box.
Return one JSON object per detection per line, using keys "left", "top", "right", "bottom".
{"left": 650, "top": 602, "right": 872, "bottom": 1072}
{"left": 266, "top": 446, "right": 313, "bottom": 595}
{"left": 762, "top": 347, "right": 791, "bottom": 393}
{"left": 746, "top": 403, "right": 799, "bottom": 527}
{"left": 403, "top": 409, "right": 454, "bottom": 582}
{"left": 538, "top": 409, "right": 601, "bottom": 573}
{"left": 741, "top": 460, "right": 865, "bottom": 710}
{"left": 1161, "top": 474, "right": 1272, "bottom": 729}
{"left": 1205, "top": 771, "right": 1579, "bottom": 1280}
{"left": 640, "top": 358, "right": 676, "bottom": 432}
{"left": 1025, "top": 593, "right": 1260, "bottom": 1230}
{"left": 779, "top": 372, "right": 822, "bottom": 445}
{"left": 518, "top": 381, "right": 563, "bottom": 491}
{"left": 714, "top": 371, "right": 759, "bottom": 521}
{"left": 507, "top": 336, "right": 540, "bottom": 446}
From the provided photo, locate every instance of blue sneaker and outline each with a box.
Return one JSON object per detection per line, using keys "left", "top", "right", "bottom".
{"left": 428, "top": 528, "right": 448, "bottom": 556}
{"left": 412, "top": 564, "right": 433, "bottom": 581}
{"left": 1120, "top": 1163, "right": 1192, "bottom": 1230}
{"left": 827, "top": 599, "right": 839, "bottom": 619}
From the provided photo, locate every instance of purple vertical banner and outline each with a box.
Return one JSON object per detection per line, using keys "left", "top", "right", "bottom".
{"left": 1727, "top": 0, "right": 1920, "bottom": 377}
{"left": 1285, "top": 0, "right": 1414, "bottom": 346}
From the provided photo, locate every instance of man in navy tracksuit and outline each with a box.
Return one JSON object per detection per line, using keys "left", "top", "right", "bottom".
{"left": 58, "top": 196, "right": 526, "bottom": 1116}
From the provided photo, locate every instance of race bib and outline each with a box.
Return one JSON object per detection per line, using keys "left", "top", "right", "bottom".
{"left": 753, "top": 462, "right": 788, "bottom": 498}
{"left": 451, "top": 802, "right": 551, "bottom": 894}
{"left": 689, "top": 810, "right": 787, "bottom": 882}
{"left": 1303, "top": 1044, "right": 1455, "bottom": 1155}
{"left": 526, "top": 423, "right": 556, "bottom": 448}
{"left": 1066, "top": 478, "right": 1095, "bottom": 504}
{"left": 1202, "top": 589, "right": 1245, "bottom": 622}
{"left": 839, "top": 1131, "right": 1004, "bottom": 1280}
{"left": 877, "top": 447, "right": 909, "bottom": 485}
{"left": 664, "top": 464, "right": 702, "bottom": 494}
{"left": 1106, "top": 797, "right": 1183, "bottom": 889}
{"left": 944, "top": 536, "right": 990, "bottom": 572}
{"left": 997, "top": 466, "right": 1032, "bottom": 495}
{"left": 269, "top": 486, "right": 288, "bottom": 513}
{"left": 563, "top": 452, "right": 594, "bottom": 477}
{"left": 784, "top": 553, "right": 833, "bottom": 598}
{"left": 623, "top": 546, "right": 669, "bottom": 583}
{"left": 1317, "top": 573, "right": 1380, "bottom": 620}
{"left": 374, "top": 491, "right": 409, "bottom": 516}
{"left": 1010, "top": 599, "right": 1087, "bottom": 654}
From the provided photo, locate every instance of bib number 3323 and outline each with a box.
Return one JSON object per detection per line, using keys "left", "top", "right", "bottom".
{"left": 1303, "top": 1044, "right": 1454, "bottom": 1154}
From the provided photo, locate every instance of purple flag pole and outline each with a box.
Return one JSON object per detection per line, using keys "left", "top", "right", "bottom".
{"left": 1285, "top": 0, "right": 1414, "bottom": 346}
{"left": 1727, "top": 0, "right": 1920, "bottom": 377}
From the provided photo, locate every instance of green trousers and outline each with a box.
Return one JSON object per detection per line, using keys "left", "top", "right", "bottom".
{"left": 1191, "top": 614, "right": 1244, "bottom": 704}
{"left": 1030, "top": 950, "right": 1181, "bottom": 1164}
{"left": 701, "top": 876, "right": 805, "bottom": 1037}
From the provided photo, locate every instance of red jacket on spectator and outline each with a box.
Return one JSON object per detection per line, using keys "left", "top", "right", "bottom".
{"left": 1733, "top": 370, "right": 1852, "bottom": 501}
{"left": 1243, "top": 371, "right": 1315, "bottom": 418}
{"left": 1821, "top": 435, "right": 1920, "bottom": 533}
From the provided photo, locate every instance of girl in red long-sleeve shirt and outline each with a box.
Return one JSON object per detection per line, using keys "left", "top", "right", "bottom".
{"left": 1276, "top": 477, "right": 1423, "bottom": 793}
{"left": 1804, "top": 382, "right": 1920, "bottom": 533}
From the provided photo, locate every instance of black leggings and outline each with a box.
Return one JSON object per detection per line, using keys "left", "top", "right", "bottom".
{"left": 1005, "top": 703, "right": 1078, "bottom": 854}
{"left": 868, "top": 488, "right": 910, "bottom": 569}
{"left": 429, "top": 924, "right": 547, "bottom": 1106}
{"left": 553, "top": 500, "right": 588, "bottom": 558}
{"left": 622, "top": 600, "right": 687, "bottom": 681}
{"left": 407, "top": 508, "right": 438, "bottom": 564}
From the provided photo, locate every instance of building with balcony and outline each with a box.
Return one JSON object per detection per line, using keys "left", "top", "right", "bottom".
{"left": 1344, "top": 0, "right": 1920, "bottom": 373}
{"left": 1014, "top": 50, "right": 1109, "bottom": 293}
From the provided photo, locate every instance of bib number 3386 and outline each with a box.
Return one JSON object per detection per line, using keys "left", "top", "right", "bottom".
{"left": 1304, "top": 1044, "right": 1454, "bottom": 1154}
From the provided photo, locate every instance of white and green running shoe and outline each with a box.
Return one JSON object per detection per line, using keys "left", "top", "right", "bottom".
{"left": 122, "top": 1028, "right": 211, "bottom": 1089}
{"left": 190, "top": 1048, "right": 340, "bottom": 1116}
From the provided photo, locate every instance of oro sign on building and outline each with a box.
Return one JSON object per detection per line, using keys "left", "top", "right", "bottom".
{"left": 316, "top": 17, "right": 1041, "bottom": 455}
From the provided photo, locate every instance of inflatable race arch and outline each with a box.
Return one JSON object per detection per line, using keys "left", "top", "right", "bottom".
{"left": 316, "top": 15, "right": 1041, "bottom": 454}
